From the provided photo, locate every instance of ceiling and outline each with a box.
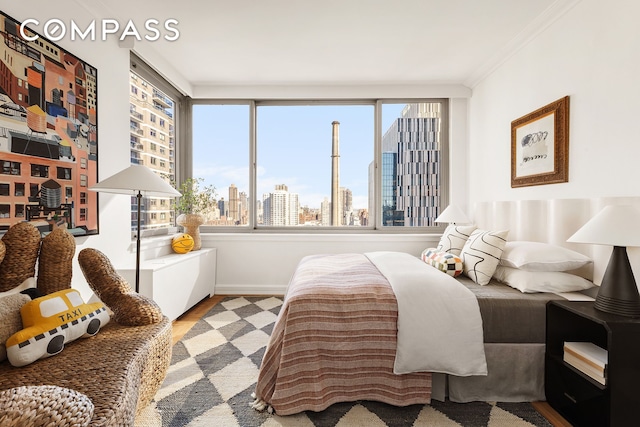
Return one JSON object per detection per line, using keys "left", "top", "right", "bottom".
{"left": 88, "top": 0, "right": 570, "bottom": 89}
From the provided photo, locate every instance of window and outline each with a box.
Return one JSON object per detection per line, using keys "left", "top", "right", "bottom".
{"left": 14, "top": 183, "right": 25, "bottom": 197}
{"left": 130, "top": 52, "right": 183, "bottom": 231}
{"left": 192, "top": 103, "right": 250, "bottom": 227}
{"left": 65, "top": 187, "right": 73, "bottom": 198}
{"left": 30, "top": 164, "right": 48, "bottom": 178}
{"left": 80, "top": 174, "right": 87, "bottom": 187}
{"left": 0, "top": 184, "right": 9, "bottom": 196}
{"left": 80, "top": 192, "right": 87, "bottom": 204}
{"left": 0, "top": 205, "right": 9, "bottom": 218}
{"left": 15, "top": 204, "right": 24, "bottom": 218}
{"left": 257, "top": 103, "right": 373, "bottom": 227}
{"left": 191, "top": 99, "right": 449, "bottom": 231}
{"left": 57, "top": 167, "right": 72, "bottom": 180}
{"left": 381, "top": 102, "right": 447, "bottom": 227}
{"left": 2, "top": 161, "right": 20, "bottom": 175}
{"left": 79, "top": 208, "right": 87, "bottom": 221}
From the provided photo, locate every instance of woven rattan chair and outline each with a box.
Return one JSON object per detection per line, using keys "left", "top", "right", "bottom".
{"left": 0, "top": 385, "right": 94, "bottom": 427}
{"left": 0, "top": 223, "right": 172, "bottom": 426}
{"left": 37, "top": 227, "right": 76, "bottom": 294}
{"left": 0, "top": 222, "right": 41, "bottom": 292}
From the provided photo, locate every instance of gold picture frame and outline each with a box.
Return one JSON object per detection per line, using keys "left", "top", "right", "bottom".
{"left": 511, "top": 96, "right": 569, "bottom": 188}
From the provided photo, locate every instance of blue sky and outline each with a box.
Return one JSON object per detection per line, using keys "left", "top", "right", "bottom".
{"left": 192, "top": 103, "right": 405, "bottom": 210}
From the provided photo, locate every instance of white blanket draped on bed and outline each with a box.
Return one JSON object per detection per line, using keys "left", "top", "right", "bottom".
{"left": 365, "top": 251, "right": 488, "bottom": 376}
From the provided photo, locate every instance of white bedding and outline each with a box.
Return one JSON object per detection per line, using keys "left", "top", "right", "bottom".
{"left": 366, "top": 251, "right": 488, "bottom": 376}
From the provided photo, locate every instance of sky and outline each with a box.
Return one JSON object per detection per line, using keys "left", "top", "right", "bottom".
{"left": 192, "top": 103, "right": 405, "bottom": 210}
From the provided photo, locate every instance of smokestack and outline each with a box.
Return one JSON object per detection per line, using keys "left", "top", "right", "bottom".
{"left": 331, "top": 121, "right": 340, "bottom": 226}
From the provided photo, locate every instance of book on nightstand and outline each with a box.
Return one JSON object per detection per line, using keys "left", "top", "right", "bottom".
{"left": 563, "top": 341, "right": 607, "bottom": 385}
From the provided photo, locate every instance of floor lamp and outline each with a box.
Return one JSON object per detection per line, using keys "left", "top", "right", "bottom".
{"left": 91, "top": 165, "right": 181, "bottom": 293}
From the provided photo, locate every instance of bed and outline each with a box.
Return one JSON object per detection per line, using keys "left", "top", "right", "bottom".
{"left": 253, "top": 249, "right": 592, "bottom": 415}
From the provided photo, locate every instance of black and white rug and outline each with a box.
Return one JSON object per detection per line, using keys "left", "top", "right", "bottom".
{"left": 137, "top": 296, "right": 552, "bottom": 427}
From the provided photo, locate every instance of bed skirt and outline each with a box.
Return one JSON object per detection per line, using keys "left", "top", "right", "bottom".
{"left": 432, "top": 343, "right": 546, "bottom": 402}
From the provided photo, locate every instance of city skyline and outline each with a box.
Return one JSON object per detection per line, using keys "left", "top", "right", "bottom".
{"left": 192, "top": 103, "right": 406, "bottom": 211}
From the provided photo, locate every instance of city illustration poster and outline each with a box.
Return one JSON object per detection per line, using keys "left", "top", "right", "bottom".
{"left": 0, "top": 11, "right": 98, "bottom": 235}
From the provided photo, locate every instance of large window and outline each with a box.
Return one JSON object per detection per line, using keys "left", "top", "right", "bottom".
{"left": 257, "top": 103, "right": 373, "bottom": 227}
{"left": 381, "top": 102, "right": 447, "bottom": 227}
{"left": 192, "top": 104, "right": 250, "bottom": 226}
{"left": 129, "top": 53, "right": 184, "bottom": 232}
{"left": 191, "top": 99, "right": 448, "bottom": 231}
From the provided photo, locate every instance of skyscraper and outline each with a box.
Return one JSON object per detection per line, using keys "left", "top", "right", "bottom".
{"left": 321, "top": 197, "right": 331, "bottom": 226}
{"left": 229, "top": 184, "right": 239, "bottom": 222}
{"left": 381, "top": 103, "right": 442, "bottom": 227}
{"left": 218, "top": 197, "right": 228, "bottom": 219}
{"left": 263, "top": 185, "right": 299, "bottom": 226}
{"left": 340, "top": 187, "right": 352, "bottom": 225}
{"left": 238, "top": 191, "right": 248, "bottom": 225}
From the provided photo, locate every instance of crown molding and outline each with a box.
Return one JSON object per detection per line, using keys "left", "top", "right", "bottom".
{"left": 465, "top": 0, "right": 583, "bottom": 89}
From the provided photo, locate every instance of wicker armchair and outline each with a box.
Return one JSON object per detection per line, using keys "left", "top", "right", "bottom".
{"left": 0, "top": 223, "right": 172, "bottom": 426}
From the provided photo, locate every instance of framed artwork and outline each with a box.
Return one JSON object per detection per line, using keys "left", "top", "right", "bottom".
{"left": 511, "top": 96, "right": 569, "bottom": 188}
{"left": 0, "top": 11, "right": 98, "bottom": 236}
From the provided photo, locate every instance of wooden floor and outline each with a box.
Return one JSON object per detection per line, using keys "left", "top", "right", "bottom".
{"left": 172, "top": 296, "right": 572, "bottom": 427}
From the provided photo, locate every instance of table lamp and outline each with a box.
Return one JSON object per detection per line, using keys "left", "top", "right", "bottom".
{"left": 567, "top": 205, "right": 640, "bottom": 317}
{"left": 91, "top": 164, "right": 181, "bottom": 293}
{"left": 435, "top": 205, "right": 471, "bottom": 225}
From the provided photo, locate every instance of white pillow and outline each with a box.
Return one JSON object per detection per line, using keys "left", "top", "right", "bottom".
{"left": 499, "top": 241, "right": 592, "bottom": 272}
{"left": 460, "top": 229, "right": 509, "bottom": 285}
{"left": 494, "top": 266, "right": 595, "bottom": 293}
{"left": 436, "top": 224, "right": 477, "bottom": 256}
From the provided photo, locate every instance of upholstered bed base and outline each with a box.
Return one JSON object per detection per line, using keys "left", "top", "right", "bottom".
{"left": 432, "top": 343, "right": 545, "bottom": 402}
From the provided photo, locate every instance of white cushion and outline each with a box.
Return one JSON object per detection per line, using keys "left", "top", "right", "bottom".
{"left": 460, "top": 229, "right": 509, "bottom": 285}
{"left": 436, "top": 224, "right": 477, "bottom": 256}
{"left": 494, "top": 266, "right": 595, "bottom": 293}
{"left": 499, "top": 241, "right": 592, "bottom": 272}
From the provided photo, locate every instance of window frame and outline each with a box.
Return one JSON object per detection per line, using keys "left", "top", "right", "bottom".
{"left": 187, "top": 98, "right": 450, "bottom": 234}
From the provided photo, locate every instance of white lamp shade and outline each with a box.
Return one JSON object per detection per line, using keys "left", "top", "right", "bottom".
{"left": 91, "top": 165, "right": 181, "bottom": 197}
{"left": 435, "top": 205, "right": 471, "bottom": 224}
{"left": 567, "top": 205, "right": 640, "bottom": 247}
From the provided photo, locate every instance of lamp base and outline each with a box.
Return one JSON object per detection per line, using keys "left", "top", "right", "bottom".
{"left": 594, "top": 246, "right": 640, "bottom": 317}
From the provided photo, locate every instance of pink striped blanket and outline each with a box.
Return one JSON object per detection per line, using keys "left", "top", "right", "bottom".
{"left": 253, "top": 253, "right": 432, "bottom": 415}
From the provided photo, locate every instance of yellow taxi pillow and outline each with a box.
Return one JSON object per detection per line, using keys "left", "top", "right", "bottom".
{"left": 6, "top": 289, "right": 110, "bottom": 367}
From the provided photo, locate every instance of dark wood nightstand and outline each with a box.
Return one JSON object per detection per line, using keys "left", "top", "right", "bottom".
{"left": 545, "top": 300, "right": 640, "bottom": 426}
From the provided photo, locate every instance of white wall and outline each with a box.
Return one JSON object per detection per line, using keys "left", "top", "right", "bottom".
{"left": 3, "top": 4, "right": 136, "bottom": 300}
{"left": 468, "top": 0, "right": 640, "bottom": 203}
{"left": 468, "top": 0, "right": 640, "bottom": 283}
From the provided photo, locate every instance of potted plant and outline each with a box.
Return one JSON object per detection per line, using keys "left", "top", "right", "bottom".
{"left": 173, "top": 178, "right": 216, "bottom": 250}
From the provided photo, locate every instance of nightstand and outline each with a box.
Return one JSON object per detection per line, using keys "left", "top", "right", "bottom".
{"left": 545, "top": 300, "right": 640, "bottom": 426}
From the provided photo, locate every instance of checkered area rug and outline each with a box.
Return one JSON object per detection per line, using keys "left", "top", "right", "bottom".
{"left": 138, "top": 296, "right": 552, "bottom": 427}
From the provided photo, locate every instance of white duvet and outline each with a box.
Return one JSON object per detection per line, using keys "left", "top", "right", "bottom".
{"left": 366, "top": 251, "right": 487, "bottom": 377}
